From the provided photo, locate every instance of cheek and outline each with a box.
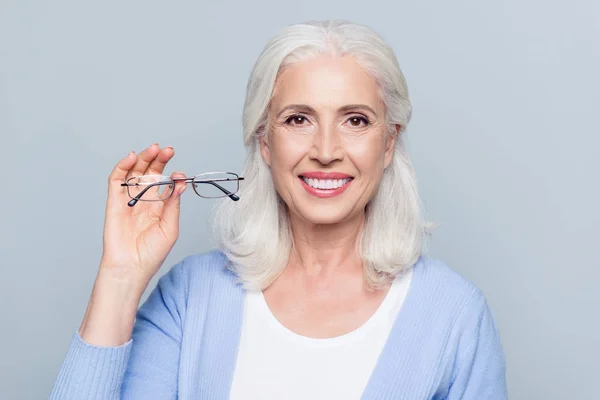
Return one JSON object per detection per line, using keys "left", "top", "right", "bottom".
{"left": 345, "top": 136, "right": 387, "bottom": 175}
{"left": 268, "top": 133, "right": 312, "bottom": 193}
{"left": 270, "top": 133, "right": 310, "bottom": 168}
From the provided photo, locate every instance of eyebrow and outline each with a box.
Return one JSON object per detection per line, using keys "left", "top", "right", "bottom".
{"left": 275, "top": 104, "right": 378, "bottom": 118}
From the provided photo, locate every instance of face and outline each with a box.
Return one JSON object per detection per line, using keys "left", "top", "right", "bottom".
{"left": 260, "top": 55, "right": 398, "bottom": 226}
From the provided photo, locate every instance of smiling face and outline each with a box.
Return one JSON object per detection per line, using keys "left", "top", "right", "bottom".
{"left": 260, "top": 55, "right": 397, "bottom": 226}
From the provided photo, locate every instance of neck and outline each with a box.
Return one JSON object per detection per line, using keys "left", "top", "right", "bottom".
{"left": 287, "top": 211, "right": 365, "bottom": 279}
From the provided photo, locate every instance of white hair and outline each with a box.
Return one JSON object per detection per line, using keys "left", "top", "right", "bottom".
{"left": 212, "top": 20, "right": 432, "bottom": 290}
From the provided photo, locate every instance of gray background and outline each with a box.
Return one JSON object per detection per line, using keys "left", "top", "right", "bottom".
{"left": 1, "top": 0, "right": 598, "bottom": 399}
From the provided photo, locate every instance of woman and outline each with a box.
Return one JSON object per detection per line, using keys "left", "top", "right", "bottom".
{"left": 51, "top": 20, "right": 507, "bottom": 399}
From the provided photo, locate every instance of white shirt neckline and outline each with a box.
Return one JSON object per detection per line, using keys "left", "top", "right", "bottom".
{"left": 253, "top": 267, "right": 414, "bottom": 348}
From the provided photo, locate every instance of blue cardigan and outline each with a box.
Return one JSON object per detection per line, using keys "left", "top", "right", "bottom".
{"left": 50, "top": 251, "right": 507, "bottom": 399}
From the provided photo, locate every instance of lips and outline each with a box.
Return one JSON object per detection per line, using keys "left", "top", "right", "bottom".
{"left": 298, "top": 172, "right": 353, "bottom": 198}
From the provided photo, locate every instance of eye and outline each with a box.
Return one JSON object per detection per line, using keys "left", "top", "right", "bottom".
{"left": 285, "top": 114, "right": 309, "bottom": 126}
{"left": 346, "top": 115, "right": 370, "bottom": 128}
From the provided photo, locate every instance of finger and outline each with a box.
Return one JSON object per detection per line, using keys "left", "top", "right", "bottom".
{"left": 130, "top": 143, "right": 161, "bottom": 177}
{"left": 169, "top": 171, "right": 188, "bottom": 200}
{"left": 160, "top": 172, "right": 187, "bottom": 238}
{"left": 154, "top": 167, "right": 180, "bottom": 200}
{"left": 107, "top": 151, "right": 138, "bottom": 208}
{"left": 146, "top": 146, "right": 174, "bottom": 176}
{"left": 108, "top": 151, "right": 137, "bottom": 185}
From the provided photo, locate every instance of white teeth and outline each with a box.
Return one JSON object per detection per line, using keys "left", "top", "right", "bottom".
{"left": 302, "top": 177, "right": 351, "bottom": 189}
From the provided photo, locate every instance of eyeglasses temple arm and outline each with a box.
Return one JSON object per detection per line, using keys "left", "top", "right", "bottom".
{"left": 201, "top": 181, "right": 240, "bottom": 201}
{"left": 123, "top": 181, "right": 173, "bottom": 207}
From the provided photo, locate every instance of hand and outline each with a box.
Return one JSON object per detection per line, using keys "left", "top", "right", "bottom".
{"left": 99, "top": 143, "right": 187, "bottom": 288}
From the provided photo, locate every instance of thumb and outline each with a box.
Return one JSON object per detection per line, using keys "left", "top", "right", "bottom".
{"left": 161, "top": 172, "right": 187, "bottom": 238}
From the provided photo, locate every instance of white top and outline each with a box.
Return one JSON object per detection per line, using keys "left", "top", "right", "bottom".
{"left": 229, "top": 267, "right": 413, "bottom": 400}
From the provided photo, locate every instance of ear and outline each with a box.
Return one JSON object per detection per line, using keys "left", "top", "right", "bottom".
{"left": 260, "top": 134, "right": 271, "bottom": 167}
{"left": 383, "top": 124, "right": 400, "bottom": 168}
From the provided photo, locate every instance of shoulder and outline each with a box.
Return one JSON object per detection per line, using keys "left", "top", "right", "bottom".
{"left": 403, "top": 255, "right": 494, "bottom": 349}
{"left": 166, "top": 249, "right": 230, "bottom": 277}
{"left": 410, "top": 256, "right": 504, "bottom": 358}
{"left": 162, "top": 249, "right": 240, "bottom": 298}
{"left": 413, "top": 255, "right": 487, "bottom": 315}
{"left": 175, "top": 249, "right": 230, "bottom": 274}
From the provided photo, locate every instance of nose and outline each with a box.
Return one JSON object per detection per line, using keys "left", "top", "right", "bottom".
{"left": 308, "top": 123, "right": 344, "bottom": 165}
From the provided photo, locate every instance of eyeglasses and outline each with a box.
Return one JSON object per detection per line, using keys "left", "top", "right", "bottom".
{"left": 121, "top": 172, "right": 244, "bottom": 207}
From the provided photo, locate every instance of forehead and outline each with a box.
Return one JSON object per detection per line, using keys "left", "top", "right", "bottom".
{"left": 271, "top": 55, "right": 382, "bottom": 109}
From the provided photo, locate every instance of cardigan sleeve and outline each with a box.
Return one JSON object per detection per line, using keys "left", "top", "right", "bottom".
{"left": 445, "top": 298, "right": 508, "bottom": 400}
{"left": 49, "top": 260, "right": 187, "bottom": 400}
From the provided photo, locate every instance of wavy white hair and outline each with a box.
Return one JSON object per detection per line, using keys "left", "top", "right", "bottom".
{"left": 212, "top": 20, "right": 431, "bottom": 290}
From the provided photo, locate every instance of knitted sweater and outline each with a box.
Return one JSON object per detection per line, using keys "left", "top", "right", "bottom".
{"left": 50, "top": 251, "right": 507, "bottom": 399}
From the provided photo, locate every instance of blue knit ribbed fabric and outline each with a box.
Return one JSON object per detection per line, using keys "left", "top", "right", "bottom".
{"left": 50, "top": 250, "right": 507, "bottom": 399}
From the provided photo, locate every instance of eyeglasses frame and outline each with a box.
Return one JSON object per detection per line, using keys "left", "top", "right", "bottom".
{"left": 120, "top": 172, "right": 245, "bottom": 207}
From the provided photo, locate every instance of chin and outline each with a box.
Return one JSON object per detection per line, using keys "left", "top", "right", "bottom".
{"left": 293, "top": 203, "right": 358, "bottom": 226}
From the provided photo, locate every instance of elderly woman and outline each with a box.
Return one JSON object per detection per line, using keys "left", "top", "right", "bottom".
{"left": 51, "top": 20, "right": 506, "bottom": 399}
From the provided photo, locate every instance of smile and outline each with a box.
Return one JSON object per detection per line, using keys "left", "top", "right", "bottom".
{"left": 301, "top": 177, "right": 352, "bottom": 189}
{"left": 298, "top": 173, "right": 354, "bottom": 198}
